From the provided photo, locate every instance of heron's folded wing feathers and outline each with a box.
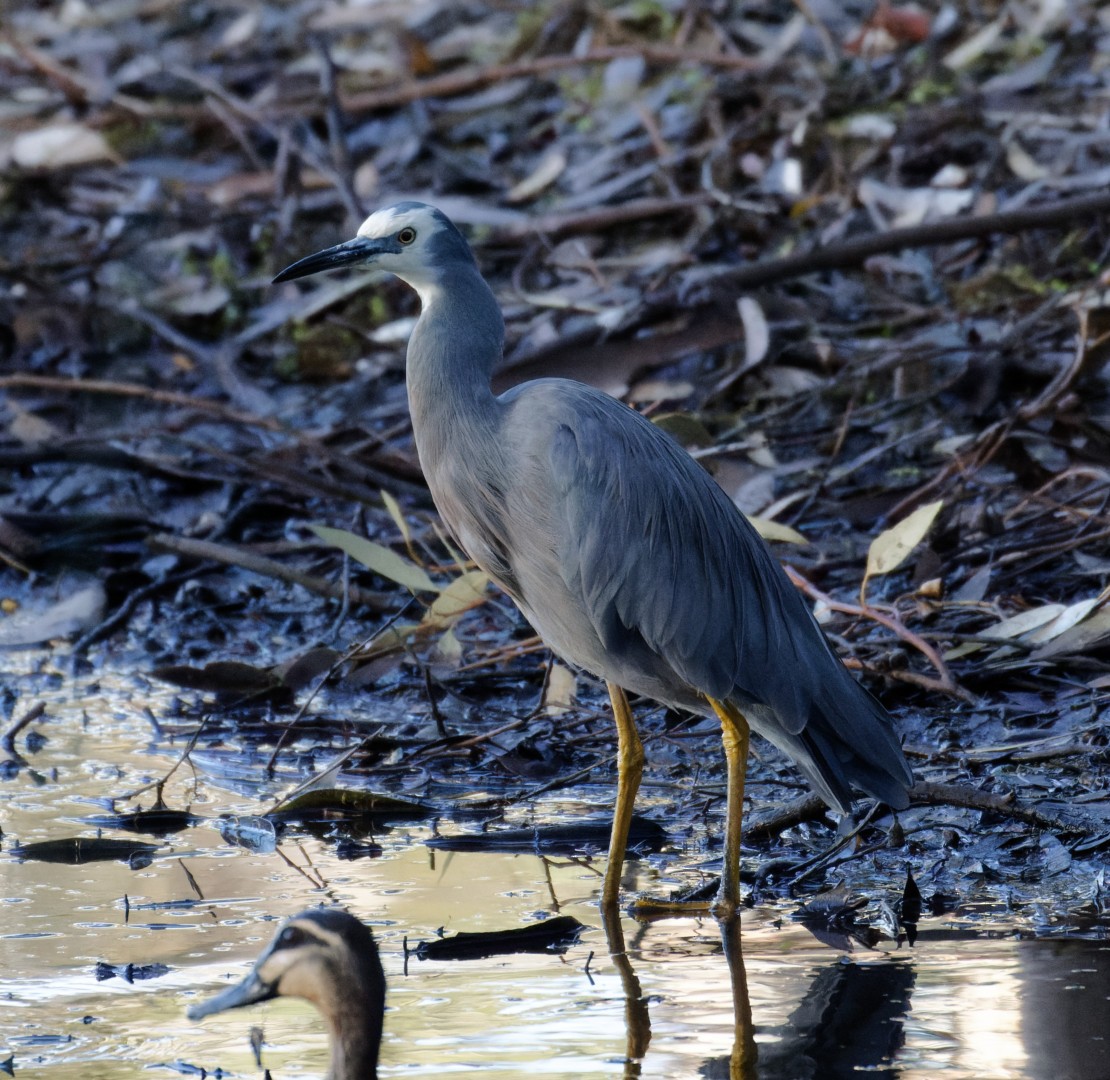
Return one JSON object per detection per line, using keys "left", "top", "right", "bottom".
{"left": 547, "top": 389, "right": 823, "bottom": 734}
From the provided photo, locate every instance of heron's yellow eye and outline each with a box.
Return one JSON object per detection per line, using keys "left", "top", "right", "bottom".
{"left": 397, "top": 227, "right": 417, "bottom": 245}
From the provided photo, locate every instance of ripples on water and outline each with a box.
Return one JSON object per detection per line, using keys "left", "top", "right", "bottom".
{"left": 2, "top": 661, "right": 1108, "bottom": 1079}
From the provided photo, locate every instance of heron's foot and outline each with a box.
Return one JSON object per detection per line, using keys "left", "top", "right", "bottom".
{"left": 626, "top": 894, "right": 713, "bottom": 920}
{"left": 710, "top": 887, "right": 742, "bottom": 922}
{"left": 625, "top": 878, "right": 746, "bottom": 921}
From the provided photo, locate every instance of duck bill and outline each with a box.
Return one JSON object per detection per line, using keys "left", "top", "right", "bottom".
{"left": 273, "top": 235, "right": 392, "bottom": 283}
{"left": 187, "top": 968, "right": 276, "bottom": 1020}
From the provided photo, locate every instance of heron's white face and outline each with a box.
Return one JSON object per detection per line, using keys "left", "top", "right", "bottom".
{"left": 355, "top": 204, "right": 446, "bottom": 296}
{"left": 274, "top": 201, "right": 466, "bottom": 306}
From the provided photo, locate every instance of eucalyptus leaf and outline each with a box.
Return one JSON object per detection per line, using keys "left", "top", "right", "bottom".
{"left": 310, "top": 524, "right": 436, "bottom": 593}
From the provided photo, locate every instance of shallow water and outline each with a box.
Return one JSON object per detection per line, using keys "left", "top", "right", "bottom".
{"left": 2, "top": 656, "right": 1108, "bottom": 1079}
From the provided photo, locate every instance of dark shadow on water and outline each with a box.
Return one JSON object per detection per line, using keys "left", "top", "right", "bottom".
{"left": 1020, "top": 938, "right": 1110, "bottom": 1080}
{"left": 736, "top": 955, "right": 915, "bottom": 1079}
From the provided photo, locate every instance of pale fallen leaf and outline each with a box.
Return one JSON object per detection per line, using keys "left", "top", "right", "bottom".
{"left": 7, "top": 404, "right": 60, "bottom": 447}
{"left": 944, "top": 602, "right": 1065, "bottom": 661}
{"left": 746, "top": 515, "right": 807, "bottom": 545}
{"left": 423, "top": 571, "right": 490, "bottom": 629}
{"left": 1024, "top": 597, "right": 1103, "bottom": 645}
{"left": 841, "top": 114, "right": 897, "bottom": 140}
{"left": 738, "top": 296, "right": 770, "bottom": 371}
{"left": 0, "top": 582, "right": 105, "bottom": 646}
{"left": 506, "top": 149, "right": 567, "bottom": 204}
{"left": 1031, "top": 608, "right": 1110, "bottom": 660}
{"left": 11, "top": 123, "right": 118, "bottom": 169}
{"left": 309, "top": 524, "right": 436, "bottom": 593}
{"left": 1006, "top": 141, "right": 1050, "bottom": 182}
{"left": 433, "top": 626, "right": 463, "bottom": 663}
{"left": 863, "top": 500, "right": 943, "bottom": 601}
{"left": 943, "top": 16, "right": 1005, "bottom": 70}
{"left": 380, "top": 489, "right": 413, "bottom": 553}
{"left": 858, "top": 177, "right": 974, "bottom": 228}
{"left": 219, "top": 7, "right": 260, "bottom": 49}
{"left": 543, "top": 662, "right": 577, "bottom": 715}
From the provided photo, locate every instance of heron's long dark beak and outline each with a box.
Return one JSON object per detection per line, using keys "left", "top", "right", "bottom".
{"left": 273, "top": 235, "right": 393, "bottom": 283}
{"left": 187, "top": 966, "right": 276, "bottom": 1020}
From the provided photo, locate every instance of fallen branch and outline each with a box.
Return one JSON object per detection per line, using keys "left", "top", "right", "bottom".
{"left": 148, "top": 533, "right": 394, "bottom": 611}
{"left": 337, "top": 45, "right": 764, "bottom": 116}
{"left": 0, "top": 374, "right": 283, "bottom": 432}
{"left": 688, "top": 189, "right": 1110, "bottom": 294}
{"left": 1, "top": 702, "right": 46, "bottom": 755}
{"left": 908, "top": 780, "right": 1086, "bottom": 833}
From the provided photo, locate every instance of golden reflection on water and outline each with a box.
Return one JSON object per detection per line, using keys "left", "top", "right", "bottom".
{"left": 1, "top": 667, "right": 1108, "bottom": 1078}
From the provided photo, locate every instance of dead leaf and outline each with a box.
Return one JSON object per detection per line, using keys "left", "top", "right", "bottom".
{"left": 310, "top": 524, "right": 436, "bottom": 593}
{"left": 1030, "top": 606, "right": 1110, "bottom": 660}
{"left": 0, "top": 583, "right": 105, "bottom": 646}
{"left": 747, "top": 516, "right": 807, "bottom": 545}
{"left": 151, "top": 660, "right": 282, "bottom": 696}
{"left": 380, "top": 489, "right": 416, "bottom": 561}
{"left": 506, "top": 149, "right": 567, "bottom": 204}
{"left": 863, "top": 500, "right": 943, "bottom": 601}
{"left": 859, "top": 178, "right": 974, "bottom": 228}
{"left": 543, "top": 662, "right": 577, "bottom": 715}
{"left": 424, "top": 571, "right": 490, "bottom": 629}
{"left": 11, "top": 123, "right": 119, "bottom": 169}
{"left": 738, "top": 296, "right": 770, "bottom": 371}
{"left": 944, "top": 603, "right": 1065, "bottom": 661}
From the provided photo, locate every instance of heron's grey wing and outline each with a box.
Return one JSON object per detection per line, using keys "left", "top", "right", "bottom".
{"left": 542, "top": 385, "right": 911, "bottom": 809}
{"left": 546, "top": 390, "right": 812, "bottom": 720}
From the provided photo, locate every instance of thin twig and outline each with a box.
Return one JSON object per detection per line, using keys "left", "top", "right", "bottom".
{"left": 147, "top": 533, "right": 394, "bottom": 611}
{"left": 0, "top": 373, "right": 284, "bottom": 431}
{"left": 785, "top": 566, "right": 970, "bottom": 699}
{"left": 688, "top": 189, "right": 1110, "bottom": 294}
{"left": 335, "top": 46, "right": 766, "bottom": 115}
{"left": 1, "top": 702, "right": 46, "bottom": 755}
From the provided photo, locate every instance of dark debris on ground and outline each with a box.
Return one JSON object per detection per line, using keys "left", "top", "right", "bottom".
{"left": 1, "top": 1, "right": 1109, "bottom": 931}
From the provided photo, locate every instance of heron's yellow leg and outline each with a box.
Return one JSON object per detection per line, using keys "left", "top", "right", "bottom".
{"left": 602, "top": 681, "right": 644, "bottom": 910}
{"left": 708, "top": 697, "right": 751, "bottom": 918}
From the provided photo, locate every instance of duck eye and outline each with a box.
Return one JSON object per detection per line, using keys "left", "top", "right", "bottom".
{"left": 277, "top": 926, "right": 304, "bottom": 949}
{"left": 397, "top": 227, "right": 417, "bottom": 245}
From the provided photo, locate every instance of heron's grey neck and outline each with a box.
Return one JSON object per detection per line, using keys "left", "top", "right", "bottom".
{"left": 405, "top": 264, "right": 505, "bottom": 472}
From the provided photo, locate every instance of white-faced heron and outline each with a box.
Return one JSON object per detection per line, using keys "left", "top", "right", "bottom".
{"left": 188, "top": 908, "right": 386, "bottom": 1080}
{"left": 275, "top": 203, "right": 913, "bottom": 916}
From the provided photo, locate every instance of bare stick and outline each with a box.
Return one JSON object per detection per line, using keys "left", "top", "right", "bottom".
{"left": 337, "top": 45, "right": 765, "bottom": 115}
{"left": 147, "top": 533, "right": 394, "bottom": 611}
{"left": 0, "top": 374, "right": 284, "bottom": 432}
{"left": 689, "top": 189, "right": 1110, "bottom": 293}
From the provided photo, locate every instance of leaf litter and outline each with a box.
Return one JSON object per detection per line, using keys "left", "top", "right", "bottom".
{"left": 1, "top": 0, "right": 1109, "bottom": 939}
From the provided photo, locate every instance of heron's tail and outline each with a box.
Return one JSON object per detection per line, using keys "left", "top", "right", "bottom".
{"left": 746, "top": 682, "right": 913, "bottom": 814}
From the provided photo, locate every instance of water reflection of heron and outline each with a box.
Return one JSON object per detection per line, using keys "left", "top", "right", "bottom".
{"left": 604, "top": 916, "right": 917, "bottom": 1079}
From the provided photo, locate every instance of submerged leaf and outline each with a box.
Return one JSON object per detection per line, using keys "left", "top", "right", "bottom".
{"left": 151, "top": 660, "right": 282, "bottom": 696}
{"left": 269, "top": 788, "right": 432, "bottom": 819}
{"left": 12, "top": 837, "right": 161, "bottom": 865}
{"left": 414, "top": 915, "right": 586, "bottom": 961}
